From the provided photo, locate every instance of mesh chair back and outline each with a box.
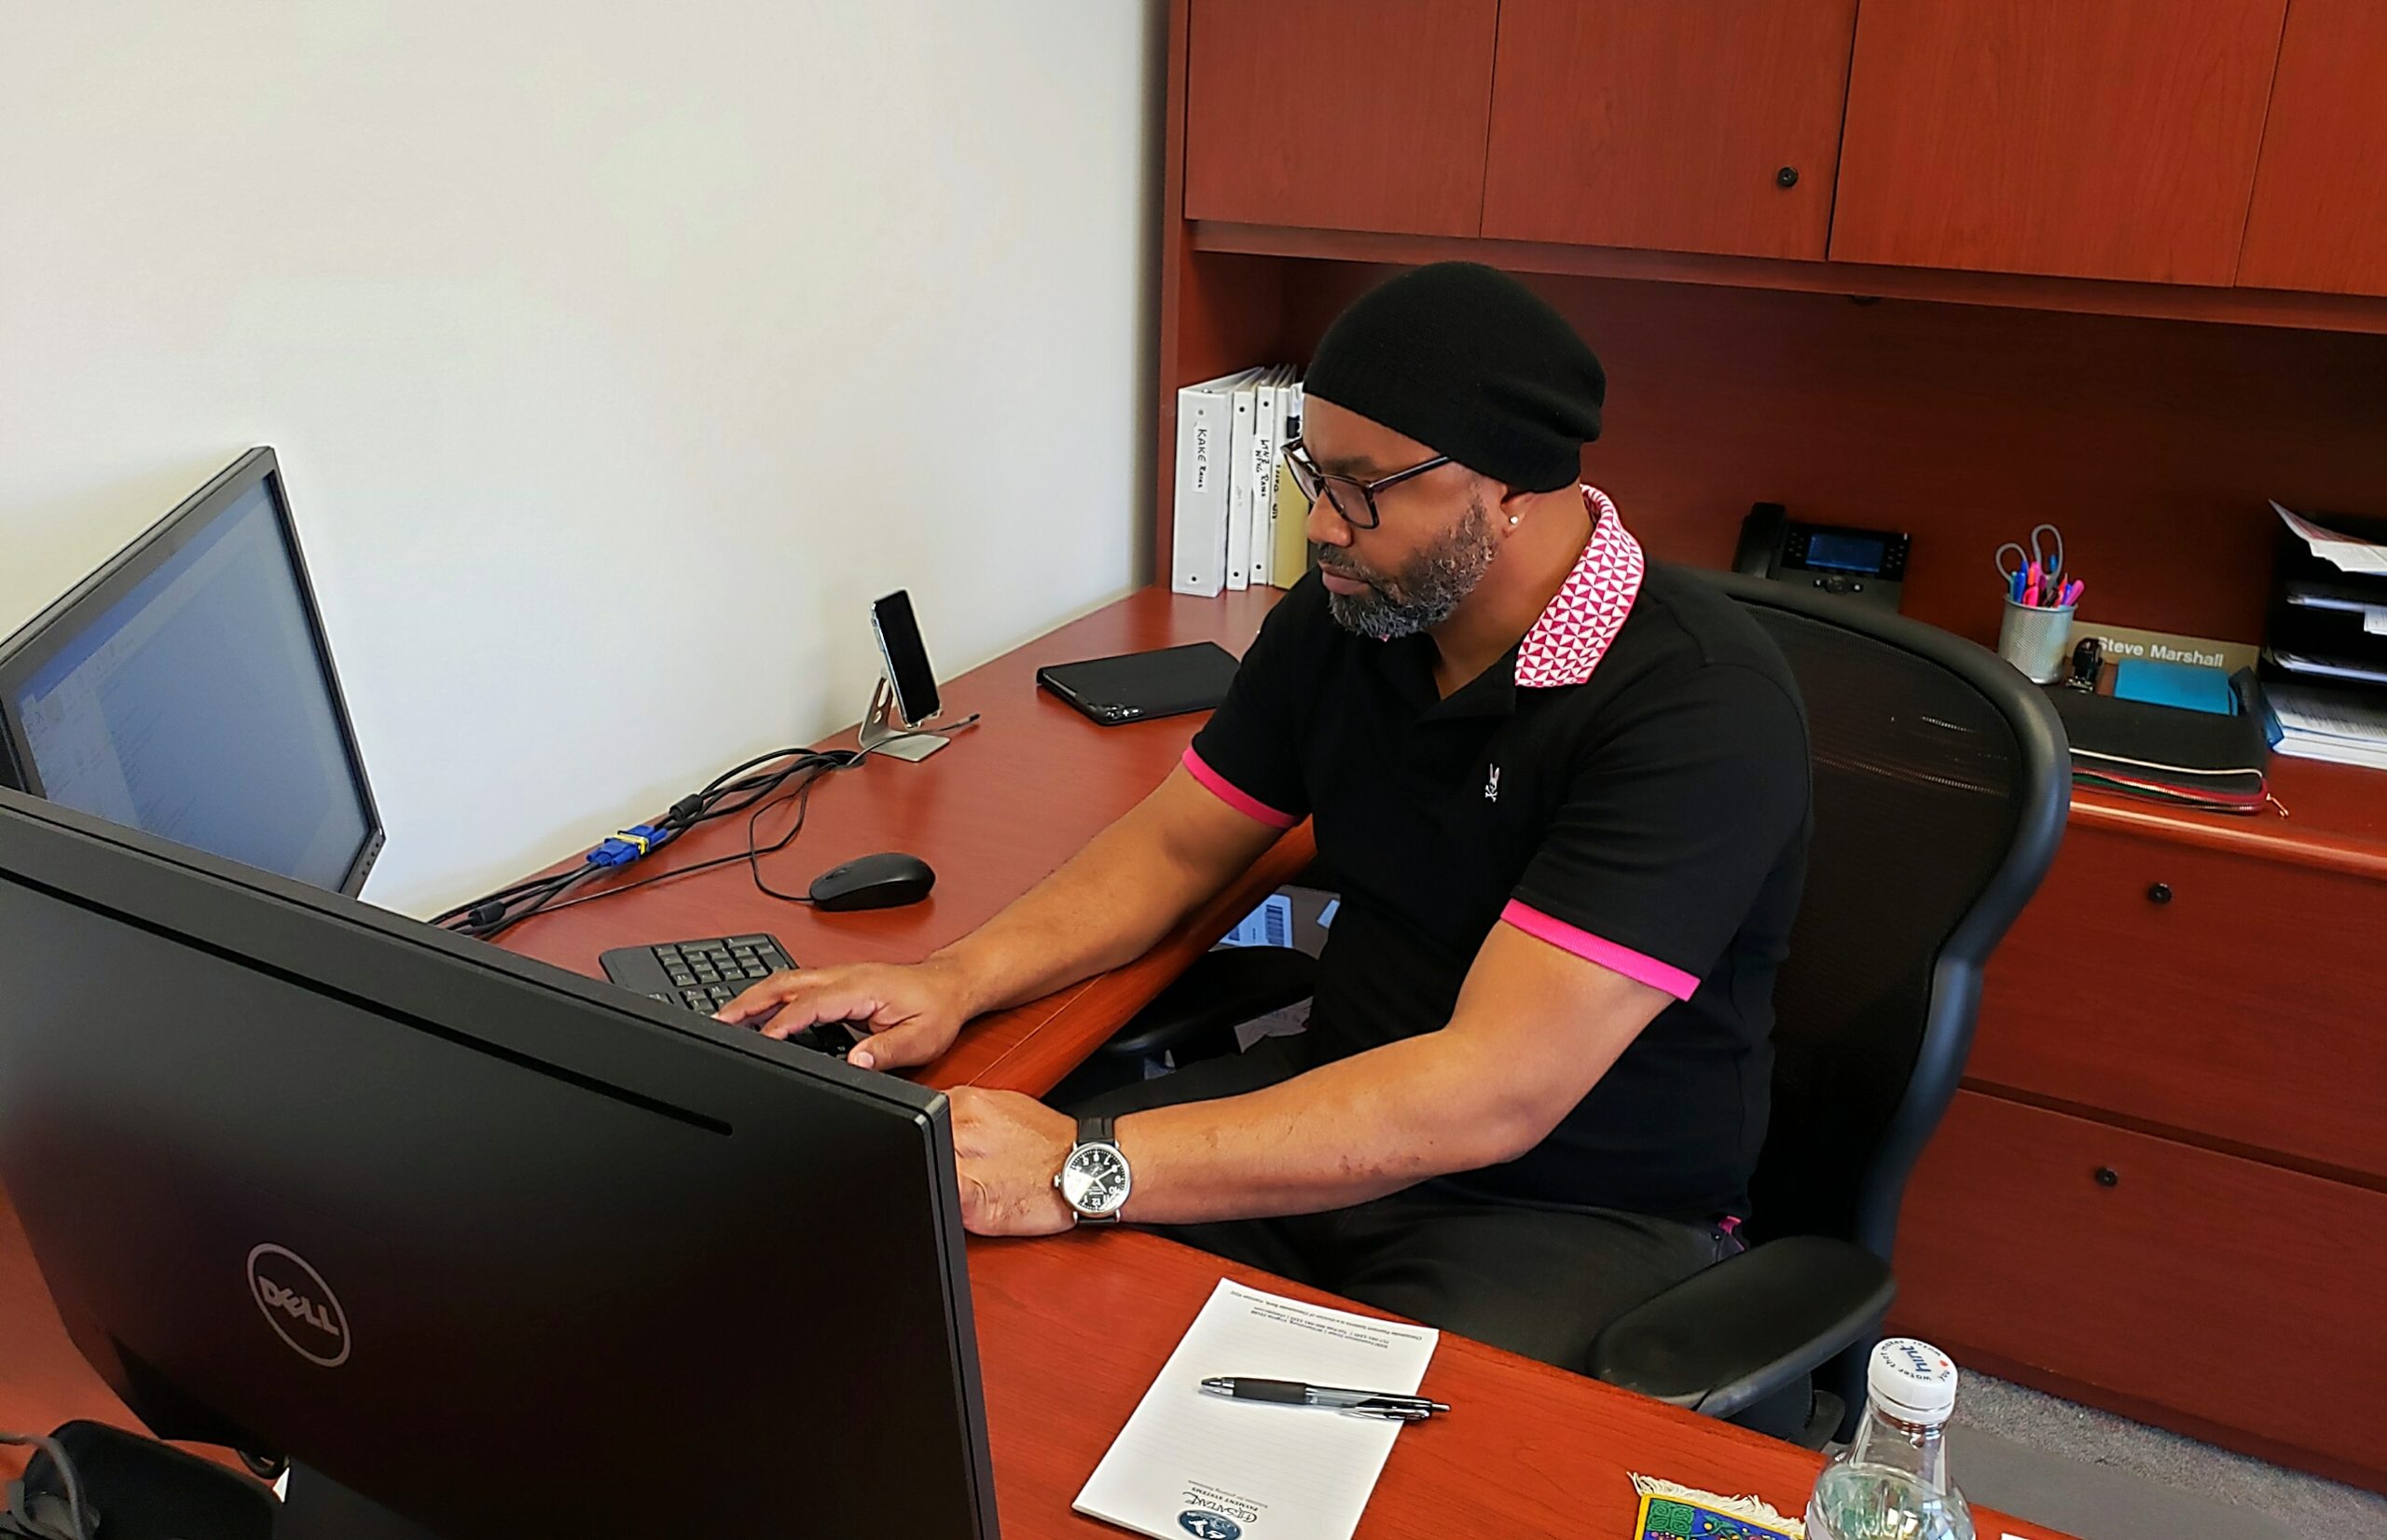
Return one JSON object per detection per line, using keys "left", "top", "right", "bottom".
{"left": 1715, "top": 575, "right": 2067, "bottom": 1261}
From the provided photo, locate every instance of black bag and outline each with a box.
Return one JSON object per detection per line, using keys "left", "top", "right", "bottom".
{"left": 9, "top": 1422, "right": 275, "bottom": 1540}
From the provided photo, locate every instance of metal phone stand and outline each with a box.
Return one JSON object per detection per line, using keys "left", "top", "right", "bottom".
{"left": 857, "top": 674, "right": 947, "bottom": 763}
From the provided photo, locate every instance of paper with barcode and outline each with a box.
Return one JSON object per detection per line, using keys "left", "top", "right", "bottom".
{"left": 1073, "top": 1279, "right": 1439, "bottom": 1540}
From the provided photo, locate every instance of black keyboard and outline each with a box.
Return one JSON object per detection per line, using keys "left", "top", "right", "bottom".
{"left": 600, "top": 933, "right": 795, "bottom": 1014}
{"left": 598, "top": 934, "right": 870, "bottom": 1058}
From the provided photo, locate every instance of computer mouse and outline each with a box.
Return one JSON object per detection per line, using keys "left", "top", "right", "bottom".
{"left": 807, "top": 850, "right": 937, "bottom": 912}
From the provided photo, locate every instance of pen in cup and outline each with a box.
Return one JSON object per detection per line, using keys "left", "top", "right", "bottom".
{"left": 2000, "top": 568, "right": 2085, "bottom": 610}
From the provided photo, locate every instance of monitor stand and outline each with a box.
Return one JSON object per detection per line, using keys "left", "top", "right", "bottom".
{"left": 857, "top": 673, "right": 948, "bottom": 763}
{"left": 278, "top": 1465, "right": 443, "bottom": 1540}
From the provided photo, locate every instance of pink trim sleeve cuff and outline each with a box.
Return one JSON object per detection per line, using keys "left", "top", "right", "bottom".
{"left": 1180, "top": 748, "right": 1300, "bottom": 829}
{"left": 1500, "top": 900, "right": 1701, "bottom": 1001}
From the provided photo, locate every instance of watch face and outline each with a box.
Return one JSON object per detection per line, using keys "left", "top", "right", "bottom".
{"left": 1061, "top": 1144, "right": 1131, "bottom": 1216}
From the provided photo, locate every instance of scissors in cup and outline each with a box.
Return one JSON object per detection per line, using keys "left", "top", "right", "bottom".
{"left": 1994, "top": 523, "right": 2065, "bottom": 587}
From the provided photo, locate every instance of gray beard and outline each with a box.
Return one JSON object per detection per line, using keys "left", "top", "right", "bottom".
{"left": 1318, "top": 497, "right": 1499, "bottom": 639}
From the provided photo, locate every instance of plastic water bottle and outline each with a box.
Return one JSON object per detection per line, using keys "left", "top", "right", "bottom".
{"left": 1805, "top": 1338, "right": 1975, "bottom": 1540}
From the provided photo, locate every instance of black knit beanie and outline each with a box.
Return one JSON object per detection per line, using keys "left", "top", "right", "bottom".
{"left": 1304, "top": 262, "right": 1604, "bottom": 494}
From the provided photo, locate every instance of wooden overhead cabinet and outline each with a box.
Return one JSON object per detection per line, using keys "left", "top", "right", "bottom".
{"left": 1480, "top": 0, "right": 1860, "bottom": 260}
{"left": 1828, "top": 0, "right": 2289, "bottom": 285}
{"left": 1182, "top": 0, "right": 1500, "bottom": 238}
{"left": 2236, "top": 0, "right": 2387, "bottom": 297}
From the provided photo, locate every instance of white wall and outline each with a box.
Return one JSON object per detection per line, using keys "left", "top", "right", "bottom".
{"left": 0, "top": 0, "right": 1163, "bottom": 915}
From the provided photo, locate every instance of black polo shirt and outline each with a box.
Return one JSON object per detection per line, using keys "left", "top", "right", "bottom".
{"left": 1185, "top": 489, "right": 1810, "bottom": 1222}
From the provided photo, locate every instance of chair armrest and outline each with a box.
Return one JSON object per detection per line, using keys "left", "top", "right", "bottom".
{"left": 1097, "top": 946, "right": 1318, "bottom": 1060}
{"left": 1587, "top": 1235, "right": 1895, "bottom": 1422}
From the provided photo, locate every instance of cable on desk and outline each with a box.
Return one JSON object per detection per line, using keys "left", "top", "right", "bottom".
{"left": 435, "top": 714, "right": 980, "bottom": 939}
{"left": 432, "top": 746, "right": 843, "bottom": 939}
{"left": 738, "top": 714, "right": 983, "bottom": 904}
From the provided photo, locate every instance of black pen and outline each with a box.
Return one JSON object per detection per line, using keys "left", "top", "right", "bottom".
{"left": 1199, "top": 1376, "right": 1448, "bottom": 1422}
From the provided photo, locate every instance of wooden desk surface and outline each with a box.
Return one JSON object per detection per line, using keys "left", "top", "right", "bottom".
{"left": 976, "top": 1229, "right": 2068, "bottom": 1540}
{"left": 494, "top": 583, "right": 1312, "bottom": 1095}
{"left": 0, "top": 1191, "right": 2061, "bottom": 1540}
{"left": 0, "top": 584, "right": 2069, "bottom": 1537}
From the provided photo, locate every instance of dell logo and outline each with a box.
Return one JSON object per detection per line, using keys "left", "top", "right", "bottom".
{"left": 246, "top": 1244, "right": 351, "bottom": 1368}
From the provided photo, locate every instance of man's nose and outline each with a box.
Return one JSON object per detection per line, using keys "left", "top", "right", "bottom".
{"left": 1305, "top": 493, "right": 1353, "bottom": 549}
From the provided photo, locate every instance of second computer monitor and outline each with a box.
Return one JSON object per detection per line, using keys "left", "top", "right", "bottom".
{"left": 0, "top": 448, "right": 383, "bottom": 894}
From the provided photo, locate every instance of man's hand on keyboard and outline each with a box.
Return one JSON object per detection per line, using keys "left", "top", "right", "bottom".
{"left": 716, "top": 958, "right": 975, "bottom": 1071}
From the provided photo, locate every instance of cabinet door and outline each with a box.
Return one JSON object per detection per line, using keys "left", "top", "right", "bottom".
{"left": 1896, "top": 1093, "right": 2387, "bottom": 1483}
{"left": 2237, "top": 0, "right": 2387, "bottom": 296}
{"left": 1183, "top": 0, "right": 1498, "bottom": 238}
{"left": 1481, "top": 0, "right": 1858, "bottom": 259}
{"left": 1830, "top": 0, "right": 2288, "bottom": 284}
{"left": 1968, "top": 827, "right": 2387, "bottom": 1181}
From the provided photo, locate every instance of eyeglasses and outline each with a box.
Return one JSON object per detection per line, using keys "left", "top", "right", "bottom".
{"left": 1283, "top": 439, "right": 1452, "bottom": 530}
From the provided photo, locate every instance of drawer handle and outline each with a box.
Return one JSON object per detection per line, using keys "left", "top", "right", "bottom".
{"left": 2094, "top": 1166, "right": 2120, "bottom": 1189}
{"left": 1776, "top": 166, "right": 1800, "bottom": 189}
{"left": 2146, "top": 882, "right": 2173, "bottom": 905}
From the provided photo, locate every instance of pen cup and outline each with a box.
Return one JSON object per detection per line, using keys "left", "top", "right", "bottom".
{"left": 1996, "top": 598, "right": 2078, "bottom": 684}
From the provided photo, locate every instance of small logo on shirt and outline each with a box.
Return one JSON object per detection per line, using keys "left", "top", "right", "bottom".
{"left": 1483, "top": 764, "right": 1501, "bottom": 803}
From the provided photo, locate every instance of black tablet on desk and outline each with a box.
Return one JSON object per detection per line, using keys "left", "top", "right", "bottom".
{"left": 1036, "top": 641, "right": 1240, "bottom": 725}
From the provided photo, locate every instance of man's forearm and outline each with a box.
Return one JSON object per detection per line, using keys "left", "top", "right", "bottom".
{"left": 1114, "top": 1032, "right": 1541, "bottom": 1224}
{"left": 929, "top": 808, "right": 1221, "bottom": 1019}
{"left": 945, "top": 899, "right": 1663, "bottom": 1238}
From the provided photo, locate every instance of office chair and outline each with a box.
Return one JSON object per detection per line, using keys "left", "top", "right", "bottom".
{"left": 1095, "top": 943, "right": 1318, "bottom": 1070}
{"left": 1062, "top": 861, "right": 1332, "bottom": 1103}
{"left": 1586, "top": 571, "right": 2067, "bottom": 1443}
{"left": 1094, "top": 573, "right": 2066, "bottom": 1447}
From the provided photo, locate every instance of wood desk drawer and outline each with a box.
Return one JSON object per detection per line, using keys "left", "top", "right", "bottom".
{"left": 1896, "top": 1091, "right": 2387, "bottom": 1481}
{"left": 1971, "top": 825, "right": 2387, "bottom": 1177}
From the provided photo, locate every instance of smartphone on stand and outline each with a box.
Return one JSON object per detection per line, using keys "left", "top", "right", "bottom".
{"left": 870, "top": 590, "right": 941, "bottom": 729}
{"left": 862, "top": 591, "right": 951, "bottom": 762}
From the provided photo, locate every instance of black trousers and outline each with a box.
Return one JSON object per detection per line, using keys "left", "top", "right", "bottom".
{"left": 1069, "top": 1036, "right": 1740, "bottom": 1374}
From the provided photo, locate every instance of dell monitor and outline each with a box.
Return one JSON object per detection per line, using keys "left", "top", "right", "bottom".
{"left": 0, "top": 788, "right": 998, "bottom": 1538}
{"left": 0, "top": 448, "right": 383, "bottom": 895}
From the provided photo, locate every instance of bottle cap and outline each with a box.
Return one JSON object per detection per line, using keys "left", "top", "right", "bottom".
{"left": 1868, "top": 1338, "right": 1958, "bottom": 1424}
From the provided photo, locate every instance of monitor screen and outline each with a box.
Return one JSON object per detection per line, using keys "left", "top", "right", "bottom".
{"left": 1801, "top": 529, "right": 1891, "bottom": 574}
{"left": 1, "top": 456, "right": 378, "bottom": 893}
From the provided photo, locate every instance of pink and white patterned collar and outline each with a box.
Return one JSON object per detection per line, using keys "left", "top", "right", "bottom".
{"left": 1513, "top": 486, "right": 1645, "bottom": 688}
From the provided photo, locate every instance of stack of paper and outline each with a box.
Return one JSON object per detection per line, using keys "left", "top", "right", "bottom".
{"left": 2263, "top": 681, "right": 2387, "bottom": 771}
{"left": 2274, "top": 501, "right": 2387, "bottom": 577}
{"left": 1074, "top": 1280, "right": 1439, "bottom": 1540}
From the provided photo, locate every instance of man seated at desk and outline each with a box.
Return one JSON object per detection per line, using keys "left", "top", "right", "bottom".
{"left": 722, "top": 262, "right": 1812, "bottom": 1369}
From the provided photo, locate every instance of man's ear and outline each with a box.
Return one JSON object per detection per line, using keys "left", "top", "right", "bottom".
{"left": 1494, "top": 481, "right": 1534, "bottom": 529}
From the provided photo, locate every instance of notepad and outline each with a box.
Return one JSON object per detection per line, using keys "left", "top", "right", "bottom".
{"left": 1073, "top": 1280, "right": 1440, "bottom": 1540}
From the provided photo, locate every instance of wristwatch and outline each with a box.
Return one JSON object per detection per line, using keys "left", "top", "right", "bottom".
{"left": 1054, "top": 1116, "right": 1133, "bottom": 1225}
